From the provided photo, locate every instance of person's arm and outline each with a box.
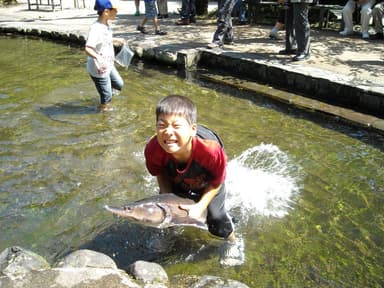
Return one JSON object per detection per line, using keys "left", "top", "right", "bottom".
{"left": 156, "top": 171, "right": 173, "bottom": 194}
{"left": 84, "top": 45, "right": 106, "bottom": 74}
{"left": 113, "top": 37, "right": 125, "bottom": 46}
{"left": 180, "top": 184, "right": 221, "bottom": 220}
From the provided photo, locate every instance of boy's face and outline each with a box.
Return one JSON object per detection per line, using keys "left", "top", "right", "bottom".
{"left": 105, "top": 8, "right": 117, "bottom": 20}
{"left": 156, "top": 113, "right": 197, "bottom": 160}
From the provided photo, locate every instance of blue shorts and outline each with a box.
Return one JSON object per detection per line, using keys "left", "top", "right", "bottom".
{"left": 144, "top": 0, "right": 157, "bottom": 19}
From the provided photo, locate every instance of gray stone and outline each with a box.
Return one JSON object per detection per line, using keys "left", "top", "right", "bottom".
{"left": 54, "top": 249, "right": 117, "bottom": 269}
{"left": 0, "top": 267, "right": 141, "bottom": 288}
{"left": 129, "top": 260, "right": 168, "bottom": 285}
{"left": 0, "top": 246, "right": 50, "bottom": 279}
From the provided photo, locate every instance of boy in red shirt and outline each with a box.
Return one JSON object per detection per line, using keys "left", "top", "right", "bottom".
{"left": 144, "top": 95, "right": 244, "bottom": 266}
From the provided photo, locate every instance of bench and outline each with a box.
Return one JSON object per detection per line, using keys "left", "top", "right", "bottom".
{"left": 27, "top": 0, "right": 62, "bottom": 11}
{"left": 310, "top": 4, "right": 344, "bottom": 29}
{"left": 246, "top": 1, "right": 344, "bottom": 30}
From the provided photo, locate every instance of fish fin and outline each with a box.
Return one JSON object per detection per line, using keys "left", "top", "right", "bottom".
{"left": 156, "top": 203, "right": 173, "bottom": 229}
{"left": 173, "top": 217, "right": 208, "bottom": 230}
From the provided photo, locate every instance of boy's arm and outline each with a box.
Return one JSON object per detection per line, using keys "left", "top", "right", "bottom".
{"left": 85, "top": 45, "right": 106, "bottom": 74}
{"left": 113, "top": 38, "right": 125, "bottom": 46}
{"left": 180, "top": 184, "right": 221, "bottom": 220}
{"left": 156, "top": 172, "right": 173, "bottom": 194}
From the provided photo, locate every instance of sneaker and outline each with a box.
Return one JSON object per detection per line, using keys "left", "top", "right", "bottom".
{"left": 339, "top": 29, "right": 353, "bottom": 36}
{"left": 219, "top": 238, "right": 245, "bottom": 267}
{"left": 136, "top": 25, "right": 148, "bottom": 34}
{"left": 362, "top": 32, "right": 370, "bottom": 39}
{"left": 155, "top": 30, "right": 167, "bottom": 35}
{"left": 292, "top": 52, "right": 310, "bottom": 61}
{"left": 176, "top": 18, "right": 190, "bottom": 25}
{"left": 207, "top": 42, "right": 223, "bottom": 49}
{"left": 134, "top": 11, "right": 140, "bottom": 16}
{"left": 269, "top": 32, "right": 282, "bottom": 40}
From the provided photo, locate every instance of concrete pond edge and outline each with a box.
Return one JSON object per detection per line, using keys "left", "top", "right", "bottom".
{"left": 1, "top": 25, "right": 383, "bottom": 135}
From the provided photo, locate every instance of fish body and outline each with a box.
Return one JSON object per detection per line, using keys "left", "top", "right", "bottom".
{"left": 104, "top": 193, "right": 207, "bottom": 230}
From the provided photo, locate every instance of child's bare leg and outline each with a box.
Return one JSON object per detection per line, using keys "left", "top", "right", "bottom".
{"left": 134, "top": 0, "right": 140, "bottom": 15}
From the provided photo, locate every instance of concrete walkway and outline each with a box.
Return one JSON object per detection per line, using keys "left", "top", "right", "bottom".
{"left": 1, "top": 0, "right": 384, "bottom": 131}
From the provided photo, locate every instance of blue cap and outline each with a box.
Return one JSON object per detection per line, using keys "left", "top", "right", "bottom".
{"left": 94, "top": 0, "right": 118, "bottom": 12}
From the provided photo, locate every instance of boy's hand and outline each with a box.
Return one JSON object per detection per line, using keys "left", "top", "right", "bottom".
{"left": 113, "top": 38, "right": 125, "bottom": 46}
{"left": 95, "top": 55, "right": 107, "bottom": 74}
{"left": 179, "top": 203, "right": 205, "bottom": 220}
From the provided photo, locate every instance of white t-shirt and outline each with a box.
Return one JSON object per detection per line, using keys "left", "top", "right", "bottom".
{"left": 86, "top": 21, "right": 115, "bottom": 78}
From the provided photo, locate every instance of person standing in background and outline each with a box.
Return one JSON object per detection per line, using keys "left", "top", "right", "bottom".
{"left": 339, "top": 0, "right": 376, "bottom": 39}
{"left": 175, "top": 0, "right": 196, "bottom": 25}
{"left": 137, "top": 0, "right": 168, "bottom": 35}
{"left": 371, "top": 0, "right": 384, "bottom": 39}
{"left": 85, "top": 0, "right": 124, "bottom": 112}
{"left": 157, "top": 0, "right": 168, "bottom": 18}
{"left": 134, "top": 0, "right": 141, "bottom": 16}
{"left": 279, "top": 0, "right": 312, "bottom": 61}
{"left": 207, "top": 0, "right": 236, "bottom": 48}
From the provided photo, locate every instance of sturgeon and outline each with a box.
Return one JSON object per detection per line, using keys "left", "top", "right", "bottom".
{"left": 104, "top": 193, "right": 208, "bottom": 230}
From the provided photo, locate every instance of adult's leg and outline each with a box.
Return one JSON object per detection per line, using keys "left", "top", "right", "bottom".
{"left": 341, "top": 0, "right": 356, "bottom": 33}
{"left": 293, "top": 2, "right": 310, "bottom": 55}
{"left": 212, "top": 0, "right": 236, "bottom": 45}
{"left": 360, "top": 0, "right": 375, "bottom": 34}
{"left": 372, "top": 2, "right": 384, "bottom": 34}
{"left": 284, "top": 3, "right": 296, "bottom": 51}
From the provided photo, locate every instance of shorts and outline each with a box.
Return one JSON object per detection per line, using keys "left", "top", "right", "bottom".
{"left": 144, "top": 0, "right": 158, "bottom": 19}
{"left": 206, "top": 184, "right": 234, "bottom": 238}
{"left": 174, "top": 184, "right": 234, "bottom": 238}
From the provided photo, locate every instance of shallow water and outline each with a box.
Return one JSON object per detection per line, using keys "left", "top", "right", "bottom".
{"left": 1, "top": 35, "right": 384, "bottom": 287}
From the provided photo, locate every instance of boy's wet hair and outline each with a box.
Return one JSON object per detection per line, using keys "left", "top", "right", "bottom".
{"left": 156, "top": 95, "right": 197, "bottom": 124}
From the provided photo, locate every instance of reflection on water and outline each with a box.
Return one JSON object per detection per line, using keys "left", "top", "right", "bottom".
{"left": 1, "top": 36, "right": 384, "bottom": 287}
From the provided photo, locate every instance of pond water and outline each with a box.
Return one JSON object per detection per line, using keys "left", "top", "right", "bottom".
{"left": 1, "top": 35, "right": 384, "bottom": 287}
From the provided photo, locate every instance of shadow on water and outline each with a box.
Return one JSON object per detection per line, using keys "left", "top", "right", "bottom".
{"left": 78, "top": 220, "right": 220, "bottom": 271}
{"left": 191, "top": 70, "right": 384, "bottom": 153}
{"left": 40, "top": 101, "right": 98, "bottom": 116}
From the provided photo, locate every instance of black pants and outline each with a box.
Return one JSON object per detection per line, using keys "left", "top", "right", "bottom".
{"left": 285, "top": 2, "right": 310, "bottom": 54}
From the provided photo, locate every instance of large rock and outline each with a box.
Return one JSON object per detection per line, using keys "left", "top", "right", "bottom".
{"left": 54, "top": 249, "right": 117, "bottom": 269}
{"left": 1, "top": 267, "right": 141, "bottom": 288}
{"left": 0, "top": 247, "right": 140, "bottom": 288}
{"left": 0, "top": 246, "right": 50, "bottom": 279}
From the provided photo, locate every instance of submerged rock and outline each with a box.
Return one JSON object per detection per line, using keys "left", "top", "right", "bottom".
{"left": 129, "top": 260, "right": 168, "bottom": 285}
{"left": 171, "top": 275, "right": 250, "bottom": 288}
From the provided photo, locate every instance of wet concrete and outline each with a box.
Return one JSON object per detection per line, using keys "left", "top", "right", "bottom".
{"left": 0, "top": 0, "right": 383, "bottom": 132}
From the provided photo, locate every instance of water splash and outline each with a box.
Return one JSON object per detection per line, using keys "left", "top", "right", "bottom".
{"left": 226, "top": 143, "right": 302, "bottom": 218}
{"left": 142, "top": 143, "right": 302, "bottom": 219}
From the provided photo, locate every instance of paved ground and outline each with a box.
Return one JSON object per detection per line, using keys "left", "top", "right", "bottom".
{"left": 1, "top": 0, "right": 384, "bottom": 85}
{"left": 1, "top": 0, "right": 384, "bottom": 129}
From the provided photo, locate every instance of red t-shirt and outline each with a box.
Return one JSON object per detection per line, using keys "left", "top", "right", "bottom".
{"left": 144, "top": 136, "right": 227, "bottom": 195}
